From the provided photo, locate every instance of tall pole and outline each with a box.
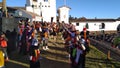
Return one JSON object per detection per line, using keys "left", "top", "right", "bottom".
{"left": 64, "top": 0, "right": 67, "bottom": 23}
{"left": 2, "top": 0, "right": 7, "bottom": 17}
{"left": 64, "top": 0, "right": 66, "bottom": 6}
{"left": 40, "top": 2, "right": 43, "bottom": 22}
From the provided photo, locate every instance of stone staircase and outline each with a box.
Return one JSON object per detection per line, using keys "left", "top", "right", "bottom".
{"left": 40, "top": 35, "right": 70, "bottom": 68}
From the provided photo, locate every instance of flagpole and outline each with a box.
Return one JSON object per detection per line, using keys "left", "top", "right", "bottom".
{"left": 40, "top": 2, "right": 43, "bottom": 22}
{"left": 64, "top": 0, "right": 66, "bottom": 6}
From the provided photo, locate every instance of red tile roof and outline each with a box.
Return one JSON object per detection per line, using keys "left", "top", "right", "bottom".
{"left": 70, "top": 18, "right": 116, "bottom": 23}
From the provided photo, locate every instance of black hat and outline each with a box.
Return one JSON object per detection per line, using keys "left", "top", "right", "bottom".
{"left": 0, "top": 32, "right": 4, "bottom": 35}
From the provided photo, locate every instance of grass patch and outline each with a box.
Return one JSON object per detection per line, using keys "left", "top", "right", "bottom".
{"left": 86, "top": 45, "right": 120, "bottom": 68}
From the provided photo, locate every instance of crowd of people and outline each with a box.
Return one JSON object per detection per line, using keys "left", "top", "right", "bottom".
{"left": 62, "top": 25, "right": 90, "bottom": 68}
{"left": 0, "top": 19, "right": 91, "bottom": 68}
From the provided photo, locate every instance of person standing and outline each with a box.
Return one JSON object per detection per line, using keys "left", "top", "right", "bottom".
{"left": 29, "top": 35, "right": 40, "bottom": 68}
{"left": 79, "top": 27, "right": 90, "bottom": 68}
{"left": 0, "top": 33, "right": 9, "bottom": 61}
{"left": 42, "top": 25, "right": 49, "bottom": 50}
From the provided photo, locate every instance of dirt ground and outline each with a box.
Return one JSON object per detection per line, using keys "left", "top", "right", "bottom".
{"left": 5, "top": 35, "right": 120, "bottom": 68}
{"left": 5, "top": 37, "right": 70, "bottom": 68}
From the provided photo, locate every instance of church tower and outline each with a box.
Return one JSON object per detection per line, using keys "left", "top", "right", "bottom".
{"left": 40, "top": 0, "right": 56, "bottom": 22}
{"left": 26, "top": 0, "right": 56, "bottom": 22}
{"left": 57, "top": 0, "right": 71, "bottom": 24}
{"left": 49, "top": 0, "right": 56, "bottom": 22}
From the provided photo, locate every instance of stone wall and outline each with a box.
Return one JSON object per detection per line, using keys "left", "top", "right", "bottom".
{"left": 0, "top": 17, "right": 19, "bottom": 53}
{"left": 1, "top": 17, "right": 18, "bottom": 33}
{"left": 90, "top": 38, "right": 120, "bottom": 61}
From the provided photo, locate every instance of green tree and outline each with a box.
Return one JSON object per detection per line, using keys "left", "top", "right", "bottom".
{"left": 113, "top": 37, "right": 120, "bottom": 47}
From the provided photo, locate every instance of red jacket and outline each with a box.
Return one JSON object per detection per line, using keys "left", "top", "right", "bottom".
{"left": 0, "top": 38, "right": 7, "bottom": 48}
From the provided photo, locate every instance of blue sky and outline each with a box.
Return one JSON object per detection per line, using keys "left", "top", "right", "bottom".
{"left": 0, "top": 0, "right": 120, "bottom": 19}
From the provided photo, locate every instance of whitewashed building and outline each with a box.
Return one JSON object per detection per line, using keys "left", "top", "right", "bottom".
{"left": 26, "top": 0, "right": 57, "bottom": 22}
{"left": 71, "top": 17, "right": 120, "bottom": 32}
{"left": 58, "top": 5, "right": 71, "bottom": 24}
{"left": 0, "top": 0, "right": 70, "bottom": 23}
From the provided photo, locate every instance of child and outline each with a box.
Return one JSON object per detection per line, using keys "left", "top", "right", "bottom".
{"left": 29, "top": 36, "right": 40, "bottom": 68}
{"left": 0, "top": 33, "right": 9, "bottom": 61}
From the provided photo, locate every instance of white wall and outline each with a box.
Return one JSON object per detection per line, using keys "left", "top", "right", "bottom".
{"left": 49, "top": 0, "right": 56, "bottom": 22}
{"left": 26, "top": 6, "right": 33, "bottom": 12}
{"left": 58, "top": 7, "right": 70, "bottom": 24}
{"left": 41, "top": 2, "right": 51, "bottom": 22}
{"left": 33, "top": 8, "right": 41, "bottom": 15}
{"left": 72, "top": 21, "right": 120, "bottom": 32}
{"left": 26, "top": 0, "right": 57, "bottom": 22}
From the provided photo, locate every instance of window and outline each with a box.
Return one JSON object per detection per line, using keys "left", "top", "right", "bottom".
{"left": 101, "top": 23, "right": 105, "bottom": 29}
{"left": 94, "top": 23, "right": 96, "bottom": 26}
{"left": 31, "top": 5, "right": 37, "bottom": 8}
{"left": 117, "top": 24, "right": 120, "bottom": 32}
{"left": 48, "top": 5, "right": 50, "bottom": 7}
{"left": 44, "top": 0, "right": 48, "bottom": 2}
{"left": 51, "top": 17, "right": 54, "bottom": 23}
{"left": 76, "top": 23, "right": 79, "bottom": 26}
{"left": 31, "top": 5, "right": 34, "bottom": 8}
{"left": 33, "top": 0, "right": 37, "bottom": 2}
{"left": 99, "top": 23, "right": 105, "bottom": 29}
